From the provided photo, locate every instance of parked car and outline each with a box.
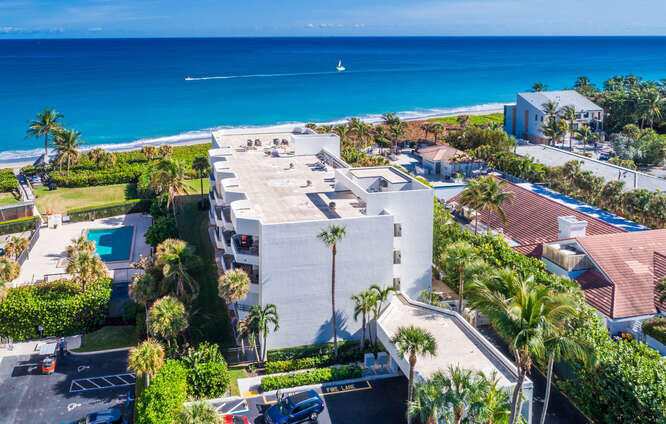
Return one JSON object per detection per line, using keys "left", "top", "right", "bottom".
{"left": 60, "top": 408, "right": 127, "bottom": 424}
{"left": 264, "top": 390, "right": 325, "bottom": 424}
{"left": 223, "top": 415, "right": 250, "bottom": 424}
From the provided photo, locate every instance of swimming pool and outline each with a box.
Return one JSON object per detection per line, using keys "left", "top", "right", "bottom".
{"left": 86, "top": 226, "right": 135, "bottom": 262}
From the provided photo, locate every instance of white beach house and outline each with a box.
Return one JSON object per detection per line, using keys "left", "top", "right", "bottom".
{"left": 504, "top": 90, "right": 603, "bottom": 144}
{"left": 208, "top": 127, "right": 433, "bottom": 349}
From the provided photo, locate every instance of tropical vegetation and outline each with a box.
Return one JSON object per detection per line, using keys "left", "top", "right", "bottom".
{"left": 318, "top": 224, "right": 346, "bottom": 358}
{"left": 259, "top": 364, "right": 362, "bottom": 391}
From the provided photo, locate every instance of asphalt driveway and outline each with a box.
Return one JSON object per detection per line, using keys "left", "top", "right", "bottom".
{"left": 0, "top": 347, "right": 134, "bottom": 424}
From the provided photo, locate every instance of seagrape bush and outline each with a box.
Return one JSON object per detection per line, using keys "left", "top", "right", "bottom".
{"left": 135, "top": 359, "right": 188, "bottom": 424}
{"left": 181, "top": 342, "right": 231, "bottom": 399}
{"left": 0, "top": 279, "right": 111, "bottom": 341}
{"left": 0, "top": 168, "right": 19, "bottom": 193}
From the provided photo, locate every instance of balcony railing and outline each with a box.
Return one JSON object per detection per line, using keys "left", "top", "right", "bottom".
{"left": 542, "top": 244, "right": 593, "bottom": 272}
{"left": 232, "top": 234, "right": 259, "bottom": 256}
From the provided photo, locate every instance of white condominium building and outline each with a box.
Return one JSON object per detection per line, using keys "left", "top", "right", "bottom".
{"left": 208, "top": 127, "right": 433, "bottom": 349}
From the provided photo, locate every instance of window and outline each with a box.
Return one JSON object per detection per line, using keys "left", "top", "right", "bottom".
{"left": 541, "top": 116, "right": 543, "bottom": 122}
{"left": 393, "top": 250, "right": 401, "bottom": 264}
{"left": 292, "top": 405, "right": 305, "bottom": 414}
{"left": 394, "top": 223, "right": 402, "bottom": 237}
{"left": 535, "top": 113, "right": 538, "bottom": 121}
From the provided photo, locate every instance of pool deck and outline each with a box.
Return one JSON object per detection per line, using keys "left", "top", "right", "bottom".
{"left": 14, "top": 213, "right": 152, "bottom": 286}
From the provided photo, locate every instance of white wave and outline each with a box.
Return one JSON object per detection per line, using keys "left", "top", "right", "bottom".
{"left": 185, "top": 71, "right": 340, "bottom": 81}
{"left": 0, "top": 102, "right": 508, "bottom": 164}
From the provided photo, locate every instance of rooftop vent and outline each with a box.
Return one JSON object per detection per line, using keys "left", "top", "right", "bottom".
{"left": 254, "top": 139, "right": 262, "bottom": 146}
{"left": 273, "top": 138, "right": 280, "bottom": 146}
{"left": 557, "top": 216, "right": 587, "bottom": 240}
{"left": 282, "top": 138, "right": 289, "bottom": 145}
{"left": 246, "top": 140, "right": 253, "bottom": 147}
{"left": 328, "top": 201, "right": 336, "bottom": 211}
{"left": 379, "top": 179, "right": 389, "bottom": 188}
{"left": 306, "top": 180, "right": 312, "bottom": 187}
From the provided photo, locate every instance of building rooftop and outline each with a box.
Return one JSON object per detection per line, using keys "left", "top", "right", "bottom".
{"left": 349, "top": 168, "right": 410, "bottom": 184}
{"left": 574, "top": 229, "right": 666, "bottom": 318}
{"left": 518, "top": 90, "right": 602, "bottom": 112}
{"left": 378, "top": 295, "right": 520, "bottom": 386}
{"left": 417, "top": 144, "right": 466, "bottom": 163}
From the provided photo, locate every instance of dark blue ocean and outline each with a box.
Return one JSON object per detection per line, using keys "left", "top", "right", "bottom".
{"left": 1, "top": 36, "right": 665, "bottom": 160}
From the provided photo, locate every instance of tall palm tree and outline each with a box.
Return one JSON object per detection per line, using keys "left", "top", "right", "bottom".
{"left": 642, "top": 88, "right": 664, "bottom": 129}
{"left": 218, "top": 269, "right": 251, "bottom": 319}
{"left": 408, "top": 377, "right": 445, "bottom": 424}
{"left": 389, "top": 121, "right": 407, "bottom": 152}
{"left": 457, "top": 115, "right": 471, "bottom": 129}
{"left": 467, "top": 273, "right": 574, "bottom": 424}
{"left": 318, "top": 225, "right": 346, "bottom": 358}
{"left": 531, "top": 82, "right": 547, "bottom": 92}
{"left": 66, "top": 234, "right": 96, "bottom": 258}
{"left": 459, "top": 178, "right": 484, "bottom": 234}
{"left": 52, "top": 128, "right": 83, "bottom": 176}
{"left": 192, "top": 156, "right": 210, "bottom": 207}
{"left": 177, "top": 402, "right": 220, "bottom": 424}
{"left": 0, "top": 257, "right": 20, "bottom": 285}
{"left": 237, "top": 318, "right": 260, "bottom": 362}
{"left": 130, "top": 272, "right": 159, "bottom": 335}
{"left": 440, "top": 241, "right": 484, "bottom": 314}
{"left": 141, "top": 145, "right": 158, "bottom": 161}
{"left": 26, "top": 108, "right": 63, "bottom": 159}
{"left": 355, "top": 122, "right": 373, "bottom": 150}
{"left": 559, "top": 105, "right": 577, "bottom": 151}
{"left": 477, "top": 176, "right": 514, "bottom": 232}
{"left": 420, "top": 122, "right": 432, "bottom": 141}
{"left": 436, "top": 366, "right": 480, "bottom": 424}
{"left": 128, "top": 338, "right": 164, "bottom": 388}
{"left": 4, "top": 236, "right": 28, "bottom": 260}
{"left": 65, "top": 251, "right": 108, "bottom": 293}
{"left": 470, "top": 371, "right": 513, "bottom": 424}
{"left": 541, "top": 117, "right": 562, "bottom": 147}
{"left": 149, "top": 295, "right": 188, "bottom": 349}
{"left": 246, "top": 303, "right": 279, "bottom": 362}
{"left": 539, "top": 323, "right": 592, "bottom": 424}
{"left": 333, "top": 125, "right": 351, "bottom": 145}
{"left": 158, "top": 145, "right": 174, "bottom": 158}
{"left": 391, "top": 325, "right": 437, "bottom": 424}
{"left": 150, "top": 158, "right": 190, "bottom": 226}
{"left": 369, "top": 284, "right": 396, "bottom": 347}
{"left": 541, "top": 101, "right": 558, "bottom": 121}
{"left": 351, "top": 289, "right": 376, "bottom": 351}
{"left": 575, "top": 126, "right": 596, "bottom": 150}
{"left": 431, "top": 123, "right": 444, "bottom": 143}
{"left": 155, "top": 238, "right": 198, "bottom": 299}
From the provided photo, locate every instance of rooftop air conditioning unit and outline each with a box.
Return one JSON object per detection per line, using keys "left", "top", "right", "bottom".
{"left": 328, "top": 201, "right": 336, "bottom": 211}
{"left": 379, "top": 179, "right": 389, "bottom": 188}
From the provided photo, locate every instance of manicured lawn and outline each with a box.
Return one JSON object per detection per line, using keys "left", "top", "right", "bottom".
{"left": 176, "top": 194, "right": 234, "bottom": 348}
{"left": 429, "top": 113, "right": 504, "bottom": 126}
{"left": 33, "top": 183, "right": 136, "bottom": 213}
{"left": 229, "top": 366, "right": 248, "bottom": 396}
{"left": 72, "top": 325, "right": 138, "bottom": 352}
{"left": 0, "top": 192, "right": 20, "bottom": 206}
{"left": 185, "top": 178, "right": 211, "bottom": 198}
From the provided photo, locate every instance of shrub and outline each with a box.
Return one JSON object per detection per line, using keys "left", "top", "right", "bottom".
{"left": 642, "top": 317, "right": 666, "bottom": 345}
{"left": 67, "top": 199, "right": 151, "bottom": 222}
{"left": 137, "top": 166, "right": 157, "bottom": 199}
{"left": 145, "top": 216, "right": 178, "bottom": 248}
{"left": 136, "top": 359, "right": 188, "bottom": 424}
{"left": 267, "top": 340, "right": 360, "bottom": 362}
{"left": 259, "top": 365, "right": 362, "bottom": 392}
{"left": 0, "top": 216, "right": 39, "bottom": 235}
{"left": 0, "top": 279, "right": 111, "bottom": 341}
{"left": 0, "top": 169, "right": 18, "bottom": 193}
{"left": 265, "top": 355, "right": 333, "bottom": 374}
{"left": 182, "top": 342, "right": 231, "bottom": 399}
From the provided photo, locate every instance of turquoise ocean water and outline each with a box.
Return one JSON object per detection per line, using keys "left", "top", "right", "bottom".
{"left": 1, "top": 36, "right": 665, "bottom": 161}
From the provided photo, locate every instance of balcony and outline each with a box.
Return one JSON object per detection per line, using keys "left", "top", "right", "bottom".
{"left": 209, "top": 189, "right": 224, "bottom": 207}
{"left": 542, "top": 243, "right": 593, "bottom": 272}
{"left": 231, "top": 234, "right": 259, "bottom": 266}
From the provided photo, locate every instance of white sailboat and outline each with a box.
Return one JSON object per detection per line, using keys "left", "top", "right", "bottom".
{"left": 336, "top": 60, "right": 345, "bottom": 71}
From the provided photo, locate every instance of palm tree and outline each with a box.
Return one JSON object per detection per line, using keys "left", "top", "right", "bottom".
{"left": 457, "top": 115, "right": 471, "bottom": 129}
{"left": 459, "top": 178, "right": 484, "bottom": 234}
{"left": 52, "top": 128, "right": 83, "bottom": 176}
{"left": 575, "top": 126, "right": 596, "bottom": 150}
{"left": 469, "top": 371, "right": 513, "bottom": 424}
{"left": 420, "top": 122, "right": 432, "bottom": 141}
{"left": 65, "top": 251, "right": 107, "bottom": 293}
{"left": 192, "top": 156, "right": 209, "bottom": 207}
{"left": 431, "top": 123, "right": 444, "bottom": 143}
{"left": 391, "top": 325, "right": 437, "bottom": 424}
{"left": 26, "top": 108, "right": 63, "bottom": 159}
{"left": 158, "top": 145, "right": 173, "bottom": 158}
{"left": 408, "top": 378, "right": 445, "bottom": 424}
{"left": 4, "top": 236, "right": 28, "bottom": 260}
{"left": 477, "top": 176, "right": 514, "bottom": 232}
{"left": 541, "top": 117, "right": 562, "bottom": 147}
{"left": 369, "top": 284, "right": 397, "bottom": 346}
{"left": 355, "top": 122, "right": 373, "bottom": 150}
{"left": 642, "top": 88, "right": 664, "bottom": 129}
{"left": 389, "top": 121, "right": 407, "bottom": 152}
{"left": 0, "top": 257, "right": 20, "bottom": 284}
{"left": 177, "top": 402, "right": 220, "bottom": 424}
{"left": 130, "top": 272, "right": 159, "bottom": 335}
{"left": 149, "top": 295, "right": 188, "bottom": 348}
{"left": 436, "top": 366, "right": 480, "bottom": 424}
{"left": 531, "top": 82, "right": 547, "bottom": 92}
{"left": 150, "top": 159, "right": 190, "bottom": 225}
{"left": 440, "top": 241, "right": 484, "bottom": 314}
{"left": 333, "top": 125, "right": 351, "bottom": 145}
{"left": 541, "top": 101, "right": 558, "bottom": 121}
{"left": 155, "top": 238, "right": 198, "bottom": 299}
{"left": 128, "top": 338, "right": 164, "bottom": 388}
{"left": 351, "top": 289, "right": 376, "bottom": 351}
{"left": 237, "top": 318, "right": 260, "bottom": 362}
{"left": 539, "top": 323, "right": 592, "bottom": 424}
{"left": 559, "top": 105, "right": 577, "bottom": 151}
{"left": 467, "top": 272, "right": 574, "bottom": 424}
{"left": 66, "top": 234, "right": 96, "bottom": 258}
{"left": 218, "top": 269, "right": 251, "bottom": 319}
{"left": 318, "top": 225, "right": 346, "bottom": 358}
{"left": 142, "top": 145, "right": 158, "bottom": 161}
{"left": 246, "top": 303, "right": 279, "bottom": 362}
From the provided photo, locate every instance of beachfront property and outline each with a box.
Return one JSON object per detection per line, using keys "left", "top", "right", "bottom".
{"left": 503, "top": 90, "right": 603, "bottom": 144}
{"left": 412, "top": 143, "right": 483, "bottom": 178}
{"left": 208, "top": 127, "right": 434, "bottom": 349}
{"left": 449, "top": 178, "right": 666, "bottom": 340}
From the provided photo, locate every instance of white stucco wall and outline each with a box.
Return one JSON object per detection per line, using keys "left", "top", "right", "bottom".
{"left": 259, "top": 215, "right": 395, "bottom": 349}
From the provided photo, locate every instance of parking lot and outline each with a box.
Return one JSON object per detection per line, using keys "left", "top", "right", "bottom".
{"left": 239, "top": 376, "right": 407, "bottom": 424}
{"left": 0, "top": 347, "right": 133, "bottom": 424}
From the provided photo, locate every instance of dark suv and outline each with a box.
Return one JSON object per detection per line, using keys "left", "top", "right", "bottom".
{"left": 264, "top": 390, "right": 325, "bottom": 423}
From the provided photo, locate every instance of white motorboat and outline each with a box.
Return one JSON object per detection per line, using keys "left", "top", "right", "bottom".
{"left": 336, "top": 60, "right": 345, "bottom": 71}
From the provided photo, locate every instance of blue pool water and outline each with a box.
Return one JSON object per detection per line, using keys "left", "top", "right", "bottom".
{"left": 86, "top": 226, "right": 134, "bottom": 262}
{"left": 1, "top": 37, "right": 665, "bottom": 161}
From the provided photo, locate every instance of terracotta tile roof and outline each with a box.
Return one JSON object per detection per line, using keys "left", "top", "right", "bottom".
{"left": 511, "top": 243, "right": 543, "bottom": 258}
{"left": 576, "top": 229, "right": 666, "bottom": 318}
{"left": 417, "top": 144, "right": 465, "bottom": 163}
{"left": 575, "top": 268, "right": 614, "bottom": 318}
{"left": 450, "top": 178, "right": 624, "bottom": 246}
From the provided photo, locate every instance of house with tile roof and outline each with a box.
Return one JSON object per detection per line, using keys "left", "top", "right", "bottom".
{"left": 503, "top": 90, "right": 603, "bottom": 144}
{"left": 414, "top": 144, "right": 483, "bottom": 177}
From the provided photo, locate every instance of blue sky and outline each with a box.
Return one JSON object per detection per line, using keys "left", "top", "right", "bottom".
{"left": 1, "top": 0, "right": 665, "bottom": 38}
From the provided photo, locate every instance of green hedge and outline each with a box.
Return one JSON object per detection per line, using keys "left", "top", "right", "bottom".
{"left": 0, "top": 169, "right": 18, "bottom": 193}
{"left": 0, "top": 279, "right": 111, "bottom": 341}
{"left": 67, "top": 199, "right": 151, "bottom": 222}
{"left": 182, "top": 342, "right": 231, "bottom": 399}
{"left": 265, "top": 345, "right": 367, "bottom": 374}
{"left": 136, "top": 360, "right": 188, "bottom": 424}
{"left": 259, "top": 365, "right": 362, "bottom": 392}
{"left": 0, "top": 215, "right": 38, "bottom": 235}
{"left": 642, "top": 317, "right": 666, "bottom": 345}
{"left": 267, "top": 340, "right": 361, "bottom": 362}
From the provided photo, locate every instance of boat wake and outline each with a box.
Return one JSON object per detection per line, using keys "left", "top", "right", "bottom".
{"left": 185, "top": 71, "right": 340, "bottom": 81}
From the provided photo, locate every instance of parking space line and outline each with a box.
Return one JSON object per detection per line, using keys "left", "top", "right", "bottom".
{"left": 69, "top": 372, "right": 136, "bottom": 393}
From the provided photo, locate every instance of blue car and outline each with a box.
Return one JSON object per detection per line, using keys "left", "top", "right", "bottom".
{"left": 264, "top": 390, "right": 325, "bottom": 423}
{"left": 61, "top": 408, "right": 127, "bottom": 424}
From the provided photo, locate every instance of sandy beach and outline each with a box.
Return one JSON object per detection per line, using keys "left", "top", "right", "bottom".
{"left": 0, "top": 106, "right": 504, "bottom": 170}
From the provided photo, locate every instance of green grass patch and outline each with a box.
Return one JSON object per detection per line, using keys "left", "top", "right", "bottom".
{"left": 73, "top": 325, "right": 138, "bottom": 352}
{"left": 429, "top": 113, "right": 503, "bottom": 126}
{"left": 229, "top": 366, "right": 248, "bottom": 396}
{"left": 643, "top": 317, "right": 666, "bottom": 345}
{"left": 185, "top": 178, "right": 211, "bottom": 197}
{"left": 34, "top": 183, "right": 136, "bottom": 214}
{"left": 0, "top": 192, "right": 20, "bottom": 206}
